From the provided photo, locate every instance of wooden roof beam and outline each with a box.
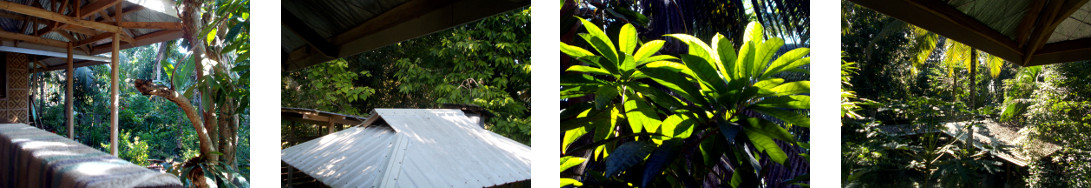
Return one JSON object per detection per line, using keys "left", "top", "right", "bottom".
{"left": 282, "top": 112, "right": 365, "bottom": 126}
{"left": 75, "top": 32, "right": 133, "bottom": 47}
{"left": 0, "top": 1, "right": 125, "bottom": 33}
{"left": 101, "top": 22, "right": 183, "bottom": 30}
{"left": 57, "top": 25, "right": 102, "bottom": 35}
{"left": 849, "top": 0, "right": 1024, "bottom": 64}
{"left": 0, "top": 30, "right": 67, "bottom": 47}
{"left": 1027, "top": 38, "right": 1091, "bottom": 66}
{"left": 1021, "top": 0, "right": 1089, "bottom": 66}
{"left": 77, "top": 0, "right": 122, "bottom": 18}
{"left": 40, "top": 5, "right": 143, "bottom": 36}
{"left": 89, "top": 29, "right": 181, "bottom": 54}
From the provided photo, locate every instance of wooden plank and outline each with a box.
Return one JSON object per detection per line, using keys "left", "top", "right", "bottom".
{"left": 0, "top": 1, "right": 124, "bottom": 33}
{"left": 0, "top": 30, "right": 67, "bottom": 47}
{"left": 77, "top": 0, "right": 122, "bottom": 18}
{"left": 848, "top": 0, "right": 1024, "bottom": 64}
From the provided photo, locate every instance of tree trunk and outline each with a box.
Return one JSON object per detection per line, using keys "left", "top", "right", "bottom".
{"left": 154, "top": 42, "right": 168, "bottom": 81}
{"left": 966, "top": 49, "right": 976, "bottom": 153}
{"left": 181, "top": 0, "right": 217, "bottom": 163}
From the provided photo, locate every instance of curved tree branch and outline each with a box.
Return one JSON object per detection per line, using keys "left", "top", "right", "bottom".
{"left": 134, "top": 79, "right": 216, "bottom": 160}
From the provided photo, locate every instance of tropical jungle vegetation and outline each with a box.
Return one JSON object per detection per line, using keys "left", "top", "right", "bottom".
{"left": 842, "top": 1, "right": 1091, "bottom": 187}
{"left": 34, "top": 0, "right": 249, "bottom": 187}
{"left": 560, "top": 0, "right": 809, "bottom": 187}
{"left": 281, "top": 8, "right": 531, "bottom": 145}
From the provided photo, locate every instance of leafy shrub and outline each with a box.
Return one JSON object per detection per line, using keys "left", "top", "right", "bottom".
{"left": 560, "top": 18, "right": 809, "bottom": 187}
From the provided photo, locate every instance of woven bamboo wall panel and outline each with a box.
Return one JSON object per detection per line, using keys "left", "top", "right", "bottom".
{"left": 1, "top": 53, "right": 28, "bottom": 123}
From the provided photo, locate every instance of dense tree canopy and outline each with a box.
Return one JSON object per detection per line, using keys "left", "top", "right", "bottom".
{"left": 282, "top": 8, "right": 532, "bottom": 145}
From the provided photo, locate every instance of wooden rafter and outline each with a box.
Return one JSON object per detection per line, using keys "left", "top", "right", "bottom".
{"left": 102, "top": 22, "right": 183, "bottom": 30}
{"left": 0, "top": 30, "right": 67, "bottom": 47}
{"left": 39, "top": 5, "right": 143, "bottom": 36}
{"left": 1014, "top": 0, "right": 1046, "bottom": 48}
{"left": 75, "top": 32, "right": 131, "bottom": 47}
{"left": 1020, "top": 0, "right": 1088, "bottom": 66}
{"left": 77, "top": 0, "right": 122, "bottom": 18}
{"left": 0, "top": 1, "right": 125, "bottom": 33}
{"left": 1027, "top": 38, "right": 1091, "bottom": 66}
{"left": 89, "top": 29, "right": 181, "bottom": 54}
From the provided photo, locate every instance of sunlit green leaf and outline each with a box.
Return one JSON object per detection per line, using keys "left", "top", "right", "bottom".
{"left": 634, "top": 40, "right": 665, "bottom": 63}
{"left": 561, "top": 42, "right": 596, "bottom": 59}
{"left": 743, "top": 124, "right": 787, "bottom": 165}
{"left": 618, "top": 24, "right": 638, "bottom": 55}
{"left": 624, "top": 98, "right": 661, "bottom": 133}
{"left": 567, "top": 65, "right": 612, "bottom": 76}
{"left": 561, "top": 156, "right": 587, "bottom": 172}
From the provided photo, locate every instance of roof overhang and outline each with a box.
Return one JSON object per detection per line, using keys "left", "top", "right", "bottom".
{"left": 281, "top": 107, "right": 368, "bottom": 126}
{"left": 281, "top": 0, "right": 529, "bottom": 71}
{"left": 849, "top": 0, "right": 1091, "bottom": 67}
{"left": 0, "top": 0, "right": 184, "bottom": 72}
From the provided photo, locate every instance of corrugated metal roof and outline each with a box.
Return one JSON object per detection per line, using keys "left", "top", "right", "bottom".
{"left": 281, "top": 109, "right": 531, "bottom": 187}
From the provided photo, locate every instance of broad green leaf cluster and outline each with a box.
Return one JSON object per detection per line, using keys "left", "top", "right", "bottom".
{"left": 561, "top": 17, "right": 809, "bottom": 187}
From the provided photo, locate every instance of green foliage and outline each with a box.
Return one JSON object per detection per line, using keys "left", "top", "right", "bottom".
{"left": 103, "top": 131, "right": 150, "bottom": 166}
{"left": 282, "top": 59, "right": 373, "bottom": 115}
{"left": 560, "top": 17, "right": 809, "bottom": 187}
{"left": 283, "top": 8, "right": 531, "bottom": 146}
{"left": 1020, "top": 63, "right": 1091, "bottom": 187}
{"left": 843, "top": 1, "right": 1091, "bottom": 187}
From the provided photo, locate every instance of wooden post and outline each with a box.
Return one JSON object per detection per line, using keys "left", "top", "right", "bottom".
{"left": 327, "top": 119, "right": 334, "bottom": 134}
{"left": 110, "top": 33, "right": 119, "bottom": 156}
{"left": 66, "top": 43, "right": 73, "bottom": 139}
